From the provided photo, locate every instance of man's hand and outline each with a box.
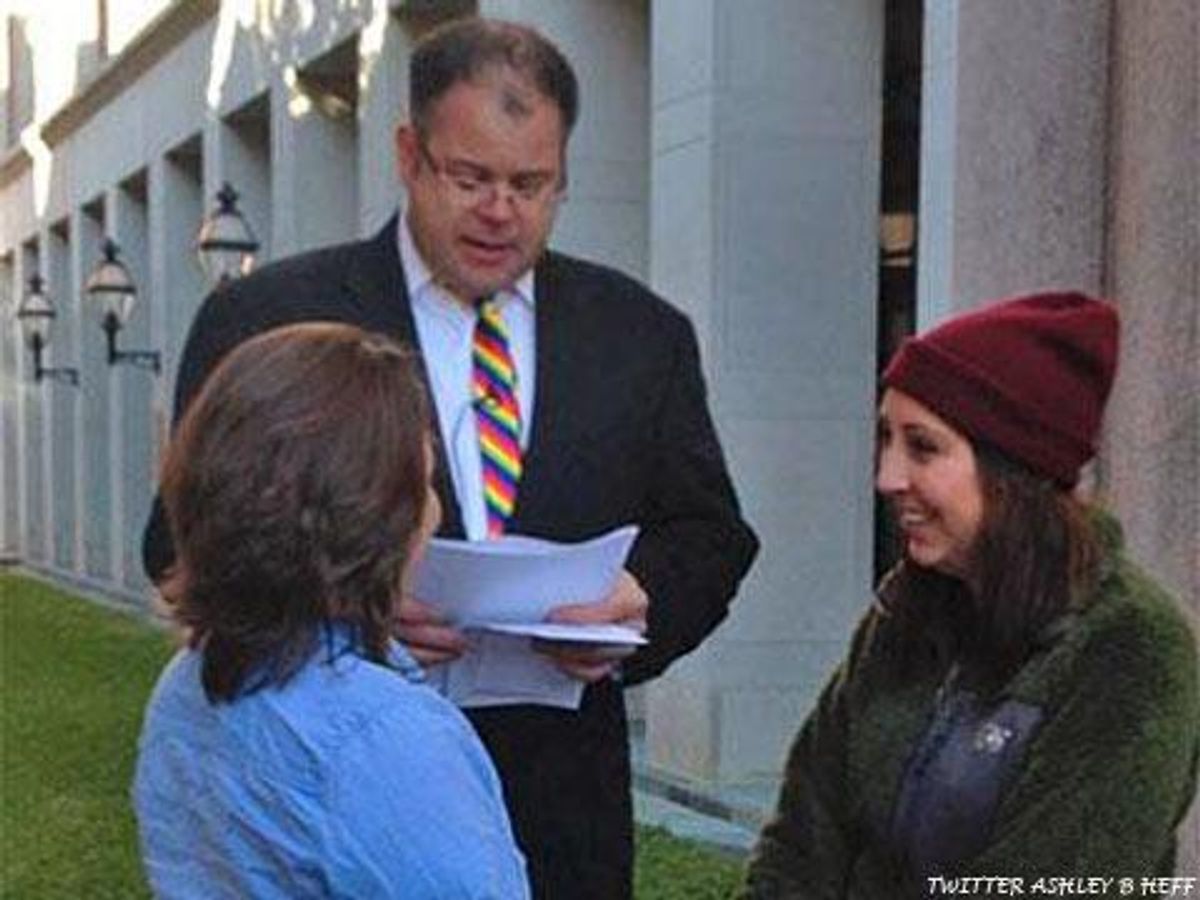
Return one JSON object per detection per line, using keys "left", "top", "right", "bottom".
{"left": 537, "top": 570, "right": 649, "bottom": 683}
{"left": 394, "top": 595, "right": 467, "bottom": 667}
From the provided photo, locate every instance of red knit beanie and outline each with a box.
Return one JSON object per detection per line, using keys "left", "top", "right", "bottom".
{"left": 882, "top": 291, "right": 1119, "bottom": 487}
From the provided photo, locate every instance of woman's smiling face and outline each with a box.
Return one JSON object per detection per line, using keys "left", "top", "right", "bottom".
{"left": 875, "top": 388, "right": 984, "bottom": 581}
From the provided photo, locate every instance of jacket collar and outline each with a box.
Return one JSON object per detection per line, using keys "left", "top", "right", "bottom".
{"left": 343, "top": 214, "right": 417, "bottom": 338}
{"left": 344, "top": 215, "right": 467, "bottom": 537}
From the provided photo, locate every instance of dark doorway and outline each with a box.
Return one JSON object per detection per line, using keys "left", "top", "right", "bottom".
{"left": 874, "top": 0, "right": 923, "bottom": 581}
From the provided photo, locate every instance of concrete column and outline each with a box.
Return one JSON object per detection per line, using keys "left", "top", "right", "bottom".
{"left": 35, "top": 230, "right": 54, "bottom": 566}
{"left": 270, "top": 77, "right": 298, "bottom": 258}
{"left": 100, "top": 191, "right": 125, "bottom": 587}
{"left": 0, "top": 253, "right": 17, "bottom": 559}
{"left": 202, "top": 119, "right": 223, "bottom": 224}
{"left": 111, "top": 181, "right": 155, "bottom": 597}
{"left": 358, "top": 7, "right": 407, "bottom": 238}
{"left": 68, "top": 223, "right": 86, "bottom": 576}
{"left": 45, "top": 225, "right": 76, "bottom": 574}
{"left": 1102, "top": 0, "right": 1200, "bottom": 875}
{"left": 646, "top": 0, "right": 883, "bottom": 784}
{"left": 157, "top": 144, "right": 207, "bottom": 416}
{"left": 76, "top": 207, "right": 113, "bottom": 581}
{"left": 918, "top": 0, "right": 1110, "bottom": 322}
{"left": 15, "top": 245, "right": 36, "bottom": 564}
{"left": 1102, "top": 0, "right": 1199, "bottom": 628}
{"left": 28, "top": 243, "right": 49, "bottom": 567}
{"left": 219, "top": 98, "right": 272, "bottom": 264}
{"left": 148, "top": 158, "right": 172, "bottom": 464}
{"left": 276, "top": 66, "right": 360, "bottom": 255}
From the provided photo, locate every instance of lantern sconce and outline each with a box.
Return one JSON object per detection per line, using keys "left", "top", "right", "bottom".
{"left": 84, "top": 238, "right": 161, "bottom": 374}
{"left": 14, "top": 274, "right": 80, "bottom": 386}
{"left": 196, "top": 182, "right": 260, "bottom": 286}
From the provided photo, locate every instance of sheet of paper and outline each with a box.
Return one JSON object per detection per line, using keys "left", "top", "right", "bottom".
{"left": 479, "top": 621, "right": 647, "bottom": 645}
{"left": 412, "top": 526, "right": 640, "bottom": 709}
{"left": 412, "top": 526, "right": 639, "bottom": 625}
{"left": 428, "top": 632, "right": 583, "bottom": 710}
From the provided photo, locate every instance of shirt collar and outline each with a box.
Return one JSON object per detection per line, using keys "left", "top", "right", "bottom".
{"left": 396, "top": 210, "right": 535, "bottom": 312}
{"left": 319, "top": 619, "right": 426, "bottom": 684}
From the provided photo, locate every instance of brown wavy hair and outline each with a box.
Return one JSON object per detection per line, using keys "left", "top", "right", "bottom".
{"left": 159, "top": 323, "right": 431, "bottom": 702}
{"left": 880, "top": 441, "right": 1102, "bottom": 688}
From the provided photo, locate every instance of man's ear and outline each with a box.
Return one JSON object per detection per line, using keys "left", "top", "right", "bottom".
{"left": 395, "top": 124, "right": 419, "bottom": 185}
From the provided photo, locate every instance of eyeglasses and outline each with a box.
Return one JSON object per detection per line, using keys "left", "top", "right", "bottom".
{"left": 418, "top": 142, "right": 563, "bottom": 210}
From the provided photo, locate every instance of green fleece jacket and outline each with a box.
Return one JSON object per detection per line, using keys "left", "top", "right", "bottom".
{"left": 743, "top": 515, "right": 1199, "bottom": 899}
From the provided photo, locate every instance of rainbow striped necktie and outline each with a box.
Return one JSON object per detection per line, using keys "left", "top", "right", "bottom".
{"left": 472, "top": 297, "right": 523, "bottom": 537}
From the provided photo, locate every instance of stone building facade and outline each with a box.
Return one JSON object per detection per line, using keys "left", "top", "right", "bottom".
{"left": 2, "top": 0, "right": 1195, "bottom": 868}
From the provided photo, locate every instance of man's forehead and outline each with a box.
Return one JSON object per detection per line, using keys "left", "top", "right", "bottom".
{"left": 484, "top": 68, "right": 542, "bottom": 120}
{"left": 428, "top": 68, "right": 559, "bottom": 128}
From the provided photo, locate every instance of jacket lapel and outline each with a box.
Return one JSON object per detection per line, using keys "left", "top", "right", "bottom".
{"left": 342, "top": 215, "right": 416, "bottom": 337}
{"left": 513, "top": 252, "right": 572, "bottom": 532}
{"left": 344, "top": 215, "right": 467, "bottom": 539}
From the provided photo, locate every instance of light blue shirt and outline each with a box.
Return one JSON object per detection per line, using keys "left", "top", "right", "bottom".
{"left": 399, "top": 214, "right": 536, "bottom": 541}
{"left": 133, "top": 627, "right": 529, "bottom": 899}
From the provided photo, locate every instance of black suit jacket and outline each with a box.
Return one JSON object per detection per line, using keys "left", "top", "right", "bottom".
{"left": 142, "top": 217, "right": 758, "bottom": 898}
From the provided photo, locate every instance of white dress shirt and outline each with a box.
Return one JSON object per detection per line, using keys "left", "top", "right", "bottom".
{"left": 399, "top": 214, "right": 537, "bottom": 541}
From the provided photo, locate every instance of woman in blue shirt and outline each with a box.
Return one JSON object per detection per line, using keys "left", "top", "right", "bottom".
{"left": 134, "top": 322, "right": 529, "bottom": 898}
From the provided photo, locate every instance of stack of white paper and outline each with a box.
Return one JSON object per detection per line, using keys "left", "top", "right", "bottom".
{"left": 410, "top": 526, "right": 642, "bottom": 709}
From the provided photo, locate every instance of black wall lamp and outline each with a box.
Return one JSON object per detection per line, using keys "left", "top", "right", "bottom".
{"left": 15, "top": 274, "right": 80, "bottom": 386}
{"left": 196, "top": 182, "right": 260, "bottom": 285}
{"left": 84, "top": 238, "right": 160, "bottom": 373}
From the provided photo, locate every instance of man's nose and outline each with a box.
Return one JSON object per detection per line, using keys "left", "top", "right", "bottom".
{"left": 475, "top": 183, "right": 519, "bottom": 221}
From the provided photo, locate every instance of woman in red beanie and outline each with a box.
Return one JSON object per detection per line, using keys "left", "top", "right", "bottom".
{"left": 744, "top": 292, "right": 1198, "bottom": 897}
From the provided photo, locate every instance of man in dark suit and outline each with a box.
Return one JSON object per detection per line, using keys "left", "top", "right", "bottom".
{"left": 144, "top": 17, "right": 757, "bottom": 899}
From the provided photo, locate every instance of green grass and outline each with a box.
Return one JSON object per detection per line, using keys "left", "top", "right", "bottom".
{"left": 1, "top": 571, "right": 743, "bottom": 898}
{"left": 634, "top": 827, "right": 743, "bottom": 899}
{"left": 1, "top": 572, "right": 172, "bottom": 899}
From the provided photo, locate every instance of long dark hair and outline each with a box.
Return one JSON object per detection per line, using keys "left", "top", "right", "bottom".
{"left": 880, "top": 441, "right": 1102, "bottom": 688}
{"left": 159, "top": 323, "right": 431, "bottom": 703}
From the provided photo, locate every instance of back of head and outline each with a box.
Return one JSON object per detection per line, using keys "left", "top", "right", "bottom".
{"left": 160, "top": 323, "right": 430, "bottom": 702}
{"left": 410, "top": 16, "right": 578, "bottom": 138}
